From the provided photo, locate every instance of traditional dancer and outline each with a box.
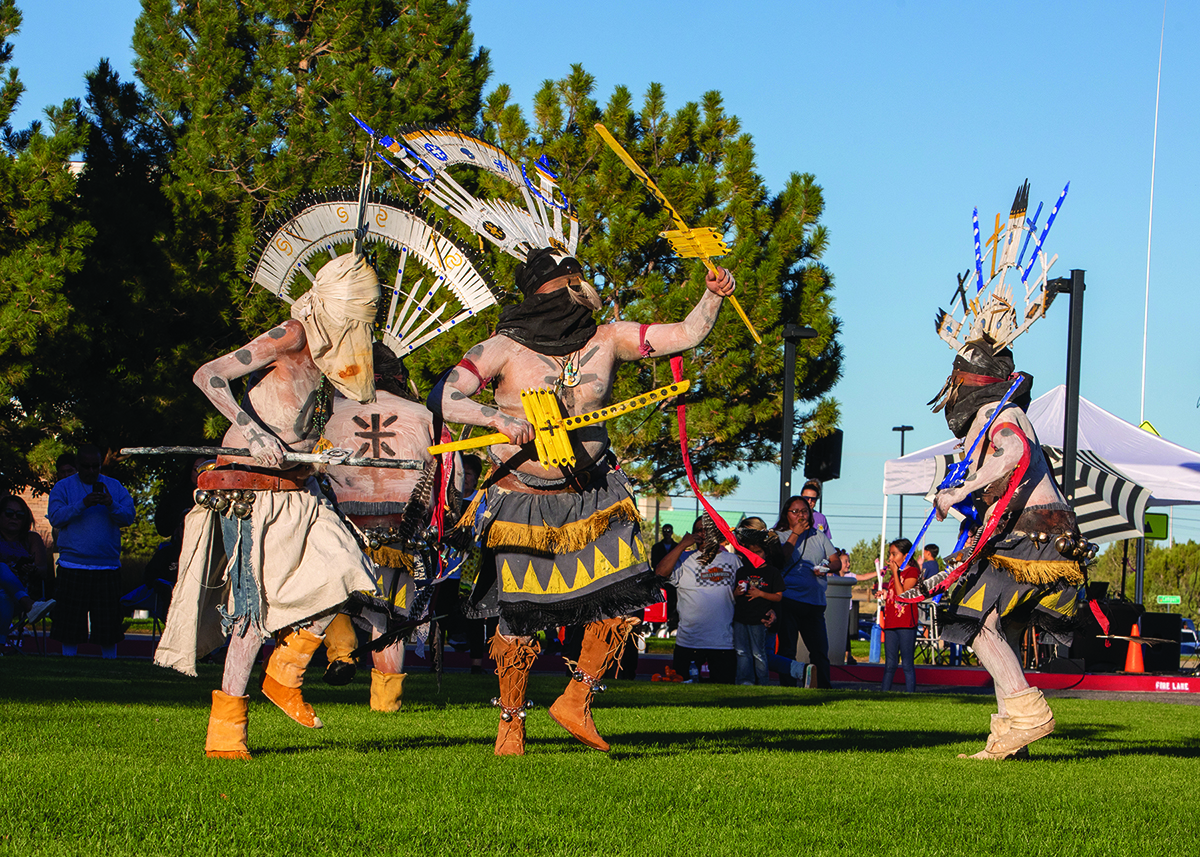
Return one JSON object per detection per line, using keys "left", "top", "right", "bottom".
{"left": 155, "top": 252, "right": 382, "bottom": 759}
{"left": 909, "top": 181, "right": 1087, "bottom": 760}
{"left": 436, "top": 249, "right": 736, "bottom": 754}
{"left": 149, "top": 170, "right": 503, "bottom": 758}
{"left": 322, "top": 341, "right": 452, "bottom": 712}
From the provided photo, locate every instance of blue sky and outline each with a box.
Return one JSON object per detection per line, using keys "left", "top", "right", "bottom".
{"left": 10, "top": 1, "right": 1200, "bottom": 548}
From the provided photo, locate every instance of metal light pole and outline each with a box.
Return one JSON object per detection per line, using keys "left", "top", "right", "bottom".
{"left": 892, "top": 425, "right": 913, "bottom": 539}
{"left": 779, "top": 323, "right": 818, "bottom": 510}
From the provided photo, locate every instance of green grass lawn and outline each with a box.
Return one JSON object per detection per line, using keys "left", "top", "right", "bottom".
{"left": 2, "top": 657, "right": 1197, "bottom": 856}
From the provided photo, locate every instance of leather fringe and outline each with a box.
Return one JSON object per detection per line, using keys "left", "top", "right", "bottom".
{"left": 485, "top": 497, "right": 641, "bottom": 554}
{"left": 366, "top": 545, "right": 417, "bottom": 571}
{"left": 455, "top": 490, "right": 485, "bottom": 533}
{"left": 990, "top": 554, "right": 1084, "bottom": 586}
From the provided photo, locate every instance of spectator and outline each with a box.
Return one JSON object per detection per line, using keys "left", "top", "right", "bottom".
{"left": 800, "top": 479, "right": 833, "bottom": 541}
{"left": 921, "top": 544, "right": 942, "bottom": 580}
{"left": 456, "top": 454, "right": 493, "bottom": 675}
{"left": 143, "top": 456, "right": 211, "bottom": 588}
{"left": 655, "top": 515, "right": 738, "bottom": 684}
{"left": 1, "top": 495, "right": 51, "bottom": 598}
{"left": 54, "top": 453, "right": 77, "bottom": 482}
{"left": 731, "top": 518, "right": 784, "bottom": 685}
{"left": 650, "top": 524, "right": 677, "bottom": 569}
{"left": 880, "top": 538, "right": 920, "bottom": 693}
{"left": 2, "top": 562, "right": 54, "bottom": 643}
{"left": 650, "top": 524, "right": 679, "bottom": 638}
{"left": 774, "top": 496, "right": 841, "bottom": 688}
{"left": 46, "top": 445, "right": 136, "bottom": 658}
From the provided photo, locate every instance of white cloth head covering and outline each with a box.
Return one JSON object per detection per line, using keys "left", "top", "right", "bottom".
{"left": 291, "top": 254, "right": 381, "bottom": 403}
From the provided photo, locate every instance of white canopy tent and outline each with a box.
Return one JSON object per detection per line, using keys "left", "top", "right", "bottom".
{"left": 877, "top": 385, "right": 1200, "bottom": 573}
{"left": 882, "top": 385, "right": 1200, "bottom": 506}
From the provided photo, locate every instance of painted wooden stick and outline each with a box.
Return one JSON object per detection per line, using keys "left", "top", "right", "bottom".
{"left": 594, "top": 123, "right": 762, "bottom": 344}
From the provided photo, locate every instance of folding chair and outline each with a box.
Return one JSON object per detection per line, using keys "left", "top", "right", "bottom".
{"left": 915, "top": 602, "right": 938, "bottom": 664}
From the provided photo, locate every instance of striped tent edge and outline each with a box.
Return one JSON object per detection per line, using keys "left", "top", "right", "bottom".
{"left": 925, "top": 446, "right": 1150, "bottom": 545}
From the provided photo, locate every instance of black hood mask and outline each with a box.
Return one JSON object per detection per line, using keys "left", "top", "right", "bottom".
{"left": 494, "top": 248, "right": 597, "bottom": 356}
{"left": 928, "top": 347, "right": 1033, "bottom": 438}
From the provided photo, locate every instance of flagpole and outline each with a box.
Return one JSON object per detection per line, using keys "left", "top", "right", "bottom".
{"left": 1141, "top": 2, "right": 1166, "bottom": 423}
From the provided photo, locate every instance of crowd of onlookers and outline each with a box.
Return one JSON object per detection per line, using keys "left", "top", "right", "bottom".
{"left": 642, "top": 478, "right": 942, "bottom": 691}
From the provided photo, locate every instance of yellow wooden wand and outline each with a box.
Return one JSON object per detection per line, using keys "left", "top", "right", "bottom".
{"left": 593, "top": 123, "right": 761, "bottom": 345}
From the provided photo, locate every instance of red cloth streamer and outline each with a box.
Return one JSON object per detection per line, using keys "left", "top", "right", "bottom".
{"left": 1089, "top": 599, "right": 1112, "bottom": 647}
{"left": 670, "top": 356, "right": 762, "bottom": 568}
{"left": 430, "top": 425, "right": 454, "bottom": 578}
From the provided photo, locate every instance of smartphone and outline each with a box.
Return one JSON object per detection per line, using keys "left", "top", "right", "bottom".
{"left": 92, "top": 482, "right": 106, "bottom": 494}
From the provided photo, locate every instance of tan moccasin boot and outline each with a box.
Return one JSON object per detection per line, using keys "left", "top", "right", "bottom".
{"left": 370, "top": 668, "right": 406, "bottom": 712}
{"left": 262, "top": 627, "right": 325, "bottom": 728}
{"left": 205, "top": 690, "right": 252, "bottom": 760}
{"left": 490, "top": 634, "right": 540, "bottom": 756}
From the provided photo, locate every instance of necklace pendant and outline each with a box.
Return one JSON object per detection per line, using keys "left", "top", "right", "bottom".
{"left": 561, "top": 361, "right": 580, "bottom": 388}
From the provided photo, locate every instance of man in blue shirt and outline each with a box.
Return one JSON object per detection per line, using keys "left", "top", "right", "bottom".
{"left": 47, "top": 445, "right": 136, "bottom": 658}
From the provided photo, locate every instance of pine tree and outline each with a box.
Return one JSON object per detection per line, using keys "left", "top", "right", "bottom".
{"left": 132, "top": 0, "right": 492, "bottom": 343}
{"left": 0, "top": 0, "right": 94, "bottom": 492}
{"left": 48, "top": 61, "right": 216, "bottom": 454}
{"left": 477, "top": 68, "right": 842, "bottom": 495}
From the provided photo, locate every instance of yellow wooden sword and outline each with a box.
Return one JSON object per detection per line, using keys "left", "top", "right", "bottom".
{"left": 429, "top": 380, "right": 690, "bottom": 468}
{"left": 594, "top": 123, "right": 761, "bottom": 345}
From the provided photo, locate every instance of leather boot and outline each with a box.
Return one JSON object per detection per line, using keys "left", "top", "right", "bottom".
{"left": 205, "top": 690, "right": 251, "bottom": 760}
{"left": 490, "top": 633, "right": 540, "bottom": 756}
{"left": 957, "top": 714, "right": 1030, "bottom": 760}
{"left": 262, "top": 627, "right": 325, "bottom": 728}
{"left": 548, "top": 616, "right": 638, "bottom": 752}
{"left": 987, "top": 687, "right": 1055, "bottom": 756}
{"left": 322, "top": 613, "right": 358, "bottom": 686}
{"left": 370, "top": 668, "right": 406, "bottom": 712}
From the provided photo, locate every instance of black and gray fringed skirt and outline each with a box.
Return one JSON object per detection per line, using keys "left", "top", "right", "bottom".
{"left": 463, "top": 464, "right": 660, "bottom": 636}
{"left": 938, "top": 531, "right": 1084, "bottom": 647}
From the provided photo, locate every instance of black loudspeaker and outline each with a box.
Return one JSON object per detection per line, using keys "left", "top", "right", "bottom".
{"left": 1140, "top": 612, "right": 1182, "bottom": 673}
{"left": 804, "top": 429, "right": 843, "bottom": 482}
{"left": 1070, "top": 600, "right": 1142, "bottom": 671}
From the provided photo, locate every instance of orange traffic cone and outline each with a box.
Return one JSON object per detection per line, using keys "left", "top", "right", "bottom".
{"left": 1124, "top": 621, "right": 1144, "bottom": 674}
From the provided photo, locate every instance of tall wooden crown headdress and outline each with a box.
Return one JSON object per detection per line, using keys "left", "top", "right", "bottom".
{"left": 934, "top": 180, "right": 1069, "bottom": 357}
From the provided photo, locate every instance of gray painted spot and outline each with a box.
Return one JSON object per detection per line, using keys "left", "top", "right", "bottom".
{"left": 209, "top": 376, "right": 227, "bottom": 388}
{"left": 268, "top": 326, "right": 287, "bottom": 339}
{"left": 235, "top": 349, "right": 253, "bottom": 365}
{"left": 236, "top": 412, "right": 251, "bottom": 426}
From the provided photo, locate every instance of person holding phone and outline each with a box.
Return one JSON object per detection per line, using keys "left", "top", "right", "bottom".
{"left": 46, "top": 445, "right": 135, "bottom": 658}
{"left": 773, "top": 496, "right": 841, "bottom": 688}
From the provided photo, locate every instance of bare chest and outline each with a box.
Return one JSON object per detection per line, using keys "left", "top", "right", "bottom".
{"left": 495, "top": 342, "right": 616, "bottom": 417}
{"left": 239, "top": 353, "right": 324, "bottom": 444}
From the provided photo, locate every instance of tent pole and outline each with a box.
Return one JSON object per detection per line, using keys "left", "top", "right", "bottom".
{"left": 1058, "top": 269, "right": 1086, "bottom": 505}
{"left": 1120, "top": 539, "right": 1129, "bottom": 598}
{"left": 1135, "top": 537, "right": 1145, "bottom": 605}
{"left": 878, "top": 495, "right": 889, "bottom": 567}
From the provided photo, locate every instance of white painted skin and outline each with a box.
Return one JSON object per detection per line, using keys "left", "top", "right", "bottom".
{"left": 933, "top": 402, "right": 1066, "bottom": 521}
{"left": 438, "top": 267, "right": 736, "bottom": 483}
{"left": 324, "top": 391, "right": 435, "bottom": 526}
{"left": 326, "top": 391, "right": 460, "bottom": 673}
{"left": 193, "top": 318, "right": 370, "bottom": 693}
{"left": 193, "top": 319, "right": 325, "bottom": 469}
